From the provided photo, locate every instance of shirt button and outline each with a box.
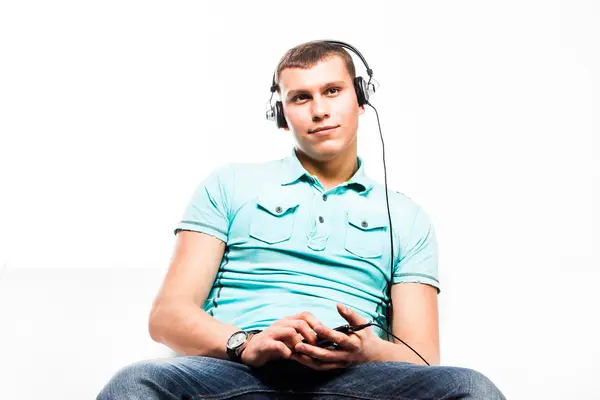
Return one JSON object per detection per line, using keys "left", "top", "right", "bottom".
{"left": 318, "top": 216, "right": 324, "bottom": 223}
{"left": 361, "top": 220, "right": 368, "bottom": 228}
{"left": 322, "top": 194, "right": 328, "bottom": 201}
{"left": 275, "top": 206, "right": 283, "bottom": 213}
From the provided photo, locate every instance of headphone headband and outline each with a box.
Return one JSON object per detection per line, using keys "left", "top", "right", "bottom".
{"left": 270, "top": 40, "right": 374, "bottom": 93}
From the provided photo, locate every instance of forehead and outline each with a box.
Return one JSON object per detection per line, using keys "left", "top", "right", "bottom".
{"left": 279, "top": 55, "right": 352, "bottom": 94}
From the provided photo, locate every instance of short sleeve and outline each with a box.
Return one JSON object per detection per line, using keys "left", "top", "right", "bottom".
{"left": 393, "top": 206, "right": 440, "bottom": 294}
{"left": 173, "top": 165, "right": 232, "bottom": 243}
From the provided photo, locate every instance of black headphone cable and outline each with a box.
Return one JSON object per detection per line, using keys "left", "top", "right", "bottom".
{"left": 350, "top": 321, "right": 430, "bottom": 366}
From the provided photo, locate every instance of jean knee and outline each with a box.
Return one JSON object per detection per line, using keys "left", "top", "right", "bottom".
{"left": 457, "top": 368, "right": 506, "bottom": 400}
{"left": 97, "top": 359, "right": 171, "bottom": 399}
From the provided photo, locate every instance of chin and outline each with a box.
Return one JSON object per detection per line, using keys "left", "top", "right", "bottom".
{"left": 300, "top": 140, "right": 351, "bottom": 160}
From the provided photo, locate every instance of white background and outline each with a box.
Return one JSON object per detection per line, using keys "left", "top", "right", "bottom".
{"left": 1, "top": 0, "right": 598, "bottom": 399}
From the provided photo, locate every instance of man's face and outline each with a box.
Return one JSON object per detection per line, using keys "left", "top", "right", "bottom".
{"left": 278, "top": 55, "right": 365, "bottom": 161}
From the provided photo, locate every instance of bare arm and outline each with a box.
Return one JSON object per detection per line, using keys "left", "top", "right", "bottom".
{"left": 375, "top": 283, "right": 441, "bottom": 365}
{"left": 148, "top": 230, "right": 240, "bottom": 359}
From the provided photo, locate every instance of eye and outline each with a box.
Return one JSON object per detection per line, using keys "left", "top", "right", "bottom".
{"left": 291, "top": 87, "right": 341, "bottom": 102}
{"left": 292, "top": 94, "right": 309, "bottom": 102}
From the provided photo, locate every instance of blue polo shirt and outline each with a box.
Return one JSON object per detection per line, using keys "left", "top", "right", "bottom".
{"left": 174, "top": 148, "right": 440, "bottom": 339}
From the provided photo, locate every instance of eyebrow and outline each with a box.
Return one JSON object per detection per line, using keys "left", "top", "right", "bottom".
{"left": 286, "top": 81, "right": 347, "bottom": 99}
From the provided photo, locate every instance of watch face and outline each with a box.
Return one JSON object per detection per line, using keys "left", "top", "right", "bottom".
{"left": 228, "top": 331, "right": 247, "bottom": 348}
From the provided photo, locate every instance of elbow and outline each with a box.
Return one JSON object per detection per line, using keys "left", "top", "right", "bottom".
{"left": 148, "top": 302, "right": 166, "bottom": 343}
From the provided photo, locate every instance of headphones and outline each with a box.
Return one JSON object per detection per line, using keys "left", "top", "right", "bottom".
{"left": 265, "top": 40, "right": 379, "bottom": 129}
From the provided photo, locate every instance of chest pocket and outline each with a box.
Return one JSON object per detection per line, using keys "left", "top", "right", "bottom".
{"left": 344, "top": 210, "right": 389, "bottom": 258}
{"left": 249, "top": 194, "right": 300, "bottom": 244}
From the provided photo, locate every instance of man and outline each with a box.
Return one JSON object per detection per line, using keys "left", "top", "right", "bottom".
{"left": 98, "top": 40, "right": 505, "bottom": 399}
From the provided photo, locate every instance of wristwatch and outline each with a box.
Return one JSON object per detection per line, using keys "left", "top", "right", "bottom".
{"left": 226, "top": 329, "right": 261, "bottom": 363}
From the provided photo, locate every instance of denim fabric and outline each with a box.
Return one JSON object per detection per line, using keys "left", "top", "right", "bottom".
{"left": 97, "top": 356, "right": 506, "bottom": 400}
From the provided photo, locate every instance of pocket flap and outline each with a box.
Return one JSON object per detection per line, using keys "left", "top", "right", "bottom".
{"left": 346, "top": 210, "right": 388, "bottom": 231}
{"left": 256, "top": 194, "right": 300, "bottom": 217}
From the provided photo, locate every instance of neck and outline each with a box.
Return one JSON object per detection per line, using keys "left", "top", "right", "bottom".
{"left": 294, "top": 144, "right": 358, "bottom": 190}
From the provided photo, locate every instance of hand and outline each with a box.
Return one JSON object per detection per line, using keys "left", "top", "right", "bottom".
{"left": 240, "top": 312, "right": 321, "bottom": 368}
{"left": 290, "top": 303, "right": 383, "bottom": 371}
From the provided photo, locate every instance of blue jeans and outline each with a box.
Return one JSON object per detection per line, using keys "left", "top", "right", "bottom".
{"left": 97, "top": 356, "right": 506, "bottom": 399}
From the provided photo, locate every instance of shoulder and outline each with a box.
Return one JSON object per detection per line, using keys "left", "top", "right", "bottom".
{"left": 367, "top": 182, "right": 435, "bottom": 234}
{"left": 368, "top": 182, "right": 422, "bottom": 217}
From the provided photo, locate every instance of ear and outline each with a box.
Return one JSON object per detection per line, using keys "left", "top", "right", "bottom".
{"left": 358, "top": 105, "right": 365, "bottom": 115}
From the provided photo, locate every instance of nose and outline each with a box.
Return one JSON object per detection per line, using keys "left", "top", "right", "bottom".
{"left": 311, "top": 96, "right": 330, "bottom": 121}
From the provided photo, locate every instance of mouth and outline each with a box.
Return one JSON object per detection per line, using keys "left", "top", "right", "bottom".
{"left": 309, "top": 125, "right": 339, "bottom": 135}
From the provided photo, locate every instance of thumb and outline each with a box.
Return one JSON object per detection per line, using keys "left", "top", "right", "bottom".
{"left": 337, "top": 303, "right": 368, "bottom": 326}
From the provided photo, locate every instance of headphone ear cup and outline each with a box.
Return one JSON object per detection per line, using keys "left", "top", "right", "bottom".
{"left": 275, "top": 101, "right": 287, "bottom": 129}
{"left": 354, "top": 76, "right": 368, "bottom": 106}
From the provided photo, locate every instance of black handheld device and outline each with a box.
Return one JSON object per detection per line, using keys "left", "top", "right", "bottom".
{"left": 303, "top": 322, "right": 374, "bottom": 349}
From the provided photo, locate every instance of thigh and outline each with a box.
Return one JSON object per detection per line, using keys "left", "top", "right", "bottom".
{"left": 97, "top": 356, "right": 280, "bottom": 400}
{"left": 294, "top": 361, "right": 506, "bottom": 400}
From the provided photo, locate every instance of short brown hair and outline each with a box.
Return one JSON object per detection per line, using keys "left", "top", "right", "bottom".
{"left": 273, "top": 40, "right": 356, "bottom": 93}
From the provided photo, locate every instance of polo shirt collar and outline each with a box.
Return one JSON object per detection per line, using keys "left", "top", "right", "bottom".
{"left": 280, "top": 148, "right": 374, "bottom": 194}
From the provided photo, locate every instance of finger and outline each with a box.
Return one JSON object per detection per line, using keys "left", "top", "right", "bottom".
{"left": 292, "top": 333, "right": 305, "bottom": 347}
{"left": 337, "top": 303, "right": 368, "bottom": 326}
{"left": 269, "top": 327, "right": 301, "bottom": 351}
{"left": 270, "top": 339, "right": 292, "bottom": 360}
{"left": 312, "top": 324, "right": 357, "bottom": 351}
{"left": 281, "top": 333, "right": 304, "bottom": 353}
{"left": 287, "top": 319, "right": 318, "bottom": 345}
{"left": 293, "top": 311, "right": 323, "bottom": 332}
{"left": 294, "top": 342, "right": 351, "bottom": 363}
